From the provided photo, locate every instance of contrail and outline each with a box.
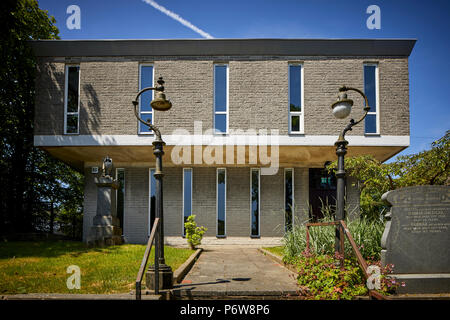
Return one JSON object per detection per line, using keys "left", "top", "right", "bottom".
{"left": 142, "top": 0, "right": 214, "bottom": 39}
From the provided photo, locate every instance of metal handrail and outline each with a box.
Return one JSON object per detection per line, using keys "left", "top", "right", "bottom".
{"left": 136, "top": 218, "right": 160, "bottom": 300}
{"left": 305, "top": 219, "right": 387, "bottom": 300}
{"left": 339, "top": 220, "right": 368, "bottom": 276}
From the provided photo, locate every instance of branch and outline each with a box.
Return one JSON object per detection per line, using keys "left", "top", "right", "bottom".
{"left": 429, "top": 161, "right": 449, "bottom": 185}
{"left": 387, "top": 174, "right": 395, "bottom": 190}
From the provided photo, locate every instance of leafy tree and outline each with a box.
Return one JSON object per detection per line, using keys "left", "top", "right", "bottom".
{"left": 395, "top": 130, "right": 450, "bottom": 187}
{"left": 31, "top": 149, "right": 84, "bottom": 236}
{"left": 0, "top": 0, "right": 83, "bottom": 237}
{"left": 328, "top": 155, "right": 395, "bottom": 219}
{"left": 328, "top": 130, "right": 450, "bottom": 219}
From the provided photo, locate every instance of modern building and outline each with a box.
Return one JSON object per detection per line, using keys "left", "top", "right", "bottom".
{"left": 31, "top": 39, "right": 415, "bottom": 245}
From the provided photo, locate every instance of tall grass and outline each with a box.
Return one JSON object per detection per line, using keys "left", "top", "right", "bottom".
{"left": 282, "top": 203, "right": 385, "bottom": 264}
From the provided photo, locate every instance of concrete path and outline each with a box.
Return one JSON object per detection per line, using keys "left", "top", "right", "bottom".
{"left": 172, "top": 247, "right": 299, "bottom": 298}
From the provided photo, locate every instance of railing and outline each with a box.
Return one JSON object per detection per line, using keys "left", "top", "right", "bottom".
{"left": 305, "top": 219, "right": 387, "bottom": 300}
{"left": 136, "top": 217, "right": 160, "bottom": 300}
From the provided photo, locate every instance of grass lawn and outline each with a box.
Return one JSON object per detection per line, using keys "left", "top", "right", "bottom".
{"left": 0, "top": 241, "right": 194, "bottom": 294}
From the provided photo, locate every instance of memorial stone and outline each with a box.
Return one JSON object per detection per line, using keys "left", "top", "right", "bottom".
{"left": 381, "top": 185, "right": 450, "bottom": 293}
{"left": 87, "top": 157, "right": 123, "bottom": 246}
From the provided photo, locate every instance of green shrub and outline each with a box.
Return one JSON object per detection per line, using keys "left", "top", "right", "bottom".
{"left": 296, "top": 251, "right": 368, "bottom": 300}
{"left": 184, "top": 215, "right": 207, "bottom": 249}
{"left": 295, "top": 251, "right": 404, "bottom": 299}
{"left": 282, "top": 212, "right": 385, "bottom": 264}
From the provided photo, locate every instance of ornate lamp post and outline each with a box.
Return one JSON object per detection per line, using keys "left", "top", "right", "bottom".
{"left": 132, "top": 77, "right": 173, "bottom": 290}
{"left": 330, "top": 86, "right": 370, "bottom": 256}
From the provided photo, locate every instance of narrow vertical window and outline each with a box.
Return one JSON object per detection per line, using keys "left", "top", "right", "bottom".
{"left": 182, "top": 168, "right": 193, "bottom": 236}
{"left": 148, "top": 169, "right": 156, "bottom": 236}
{"left": 284, "top": 168, "right": 294, "bottom": 232}
{"left": 64, "top": 65, "right": 80, "bottom": 134}
{"left": 139, "top": 64, "right": 154, "bottom": 134}
{"left": 217, "top": 168, "right": 226, "bottom": 237}
{"left": 250, "top": 169, "right": 260, "bottom": 237}
{"left": 214, "top": 64, "right": 228, "bottom": 134}
{"left": 364, "top": 64, "right": 379, "bottom": 134}
{"left": 116, "top": 168, "right": 125, "bottom": 234}
{"left": 289, "top": 64, "right": 303, "bottom": 134}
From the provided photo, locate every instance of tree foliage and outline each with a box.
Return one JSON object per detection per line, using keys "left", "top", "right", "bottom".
{"left": 0, "top": 0, "right": 83, "bottom": 238}
{"left": 328, "top": 130, "right": 450, "bottom": 219}
{"left": 395, "top": 130, "right": 450, "bottom": 187}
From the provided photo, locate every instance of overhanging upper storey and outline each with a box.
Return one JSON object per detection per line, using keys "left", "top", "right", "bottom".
{"left": 31, "top": 38, "right": 415, "bottom": 171}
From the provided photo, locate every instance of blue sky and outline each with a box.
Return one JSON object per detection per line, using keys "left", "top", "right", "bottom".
{"left": 37, "top": 0, "right": 450, "bottom": 160}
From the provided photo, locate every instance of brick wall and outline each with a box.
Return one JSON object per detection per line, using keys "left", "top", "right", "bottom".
{"left": 34, "top": 59, "right": 65, "bottom": 135}
{"left": 83, "top": 166, "right": 342, "bottom": 243}
{"left": 122, "top": 167, "right": 149, "bottom": 243}
{"left": 82, "top": 167, "right": 96, "bottom": 242}
{"left": 294, "top": 167, "right": 310, "bottom": 224}
{"left": 35, "top": 56, "right": 410, "bottom": 137}
{"left": 79, "top": 61, "right": 137, "bottom": 135}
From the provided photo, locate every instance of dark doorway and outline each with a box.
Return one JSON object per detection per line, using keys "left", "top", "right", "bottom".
{"left": 309, "top": 168, "right": 337, "bottom": 221}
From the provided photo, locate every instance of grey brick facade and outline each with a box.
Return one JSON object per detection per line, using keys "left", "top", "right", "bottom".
{"left": 32, "top": 39, "right": 414, "bottom": 244}
{"left": 83, "top": 166, "right": 359, "bottom": 244}
{"left": 35, "top": 57, "right": 410, "bottom": 137}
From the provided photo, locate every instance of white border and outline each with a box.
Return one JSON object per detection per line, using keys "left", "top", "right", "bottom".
{"left": 64, "top": 65, "right": 80, "bottom": 135}
{"left": 250, "top": 168, "right": 260, "bottom": 237}
{"left": 216, "top": 168, "right": 227, "bottom": 237}
{"left": 34, "top": 134, "right": 410, "bottom": 147}
{"left": 138, "top": 64, "right": 154, "bottom": 135}
{"left": 288, "top": 63, "right": 304, "bottom": 134}
{"left": 213, "top": 64, "right": 229, "bottom": 135}
{"left": 182, "top": 168, "right": 193, "bottom": 236}
{"left": 284, "top": 168, "right": 294, "bottom": 232}
{"left": 363, "top": 63, "right": 380, "bottom": 135}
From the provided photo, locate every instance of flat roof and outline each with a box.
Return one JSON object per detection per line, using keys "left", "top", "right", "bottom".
{"left": 29, "top": 38, "right": 416, "bottom": 57}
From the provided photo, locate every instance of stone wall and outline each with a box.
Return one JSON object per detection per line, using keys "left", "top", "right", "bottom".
{"left": 35, "top": 56, "right": 410, "bottom": 137}
{"left": 82, "top": 166, "right": 359, "bottom": 244}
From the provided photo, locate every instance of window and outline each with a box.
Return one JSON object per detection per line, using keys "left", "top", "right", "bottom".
{"left": 214, "top": 64, "right": 228, "bottom": 134}
{"left": 182, "top": 168, "right": 193, "bottom": 236}
{"left": 116, "top": 168, "right": 125, "bottom": 234}
{"left": 284, "top": 168, "right": 294, "bottom": 232}
{"left": 139, "top": 64, "right": 154, "bottom": 134}
{"left": 148, "top": 169, "right": 156, "bottom": 236}
{"left": 289, "top": 64, "right": 304, "bottom": 134}
{"left": 250, "top": 168, "right": 260, "bottom": 237}
{"left": 364, "top": 64, "right": 379, "bottom": 134}
{"left": 217, "top": 168, "right": 226, "bottom": 237}
{"left": 64, "top": 65, "right": 80, "bottom": 134}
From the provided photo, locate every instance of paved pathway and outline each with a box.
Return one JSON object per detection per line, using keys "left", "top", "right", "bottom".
{"left": 172, "top": 247, "right": 299, "bottom": 298}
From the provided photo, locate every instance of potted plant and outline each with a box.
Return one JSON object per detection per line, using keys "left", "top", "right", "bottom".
{"left": 184, "top": 215, "right": 207, "bottom": 250}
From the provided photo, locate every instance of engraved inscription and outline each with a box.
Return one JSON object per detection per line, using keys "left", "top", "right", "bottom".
{"left": 401, "top": 208, "right": 449, "bottom": 234}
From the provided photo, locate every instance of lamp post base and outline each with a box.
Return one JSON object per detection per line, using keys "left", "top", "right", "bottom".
{"left": 146, "top": 264, "right": 173, "bottom": 290}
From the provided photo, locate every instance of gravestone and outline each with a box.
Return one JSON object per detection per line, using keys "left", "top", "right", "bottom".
{"left": 381, "top": 185, "right": 450, "bottom": 294}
